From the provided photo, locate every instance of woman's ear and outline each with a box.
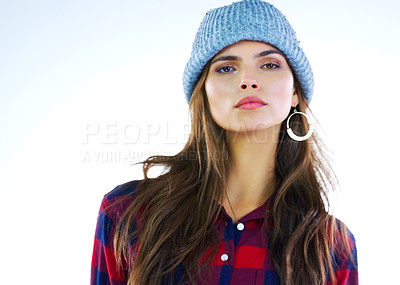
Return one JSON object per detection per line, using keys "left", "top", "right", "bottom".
{"left": 291, "top": 88, "right": 299, "bottom": 107}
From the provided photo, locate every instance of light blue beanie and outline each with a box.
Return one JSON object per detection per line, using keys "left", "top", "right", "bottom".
{"left": 183, "top": 0, "right": 314, "bottom": 103}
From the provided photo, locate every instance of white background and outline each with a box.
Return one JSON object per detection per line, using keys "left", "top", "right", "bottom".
{"left": 1, "top": 0, "right": 399, "bottom": 284}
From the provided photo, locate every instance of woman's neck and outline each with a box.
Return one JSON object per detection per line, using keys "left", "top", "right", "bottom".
{"left": 223, "top": 125, "right": 279, "bottom": 222}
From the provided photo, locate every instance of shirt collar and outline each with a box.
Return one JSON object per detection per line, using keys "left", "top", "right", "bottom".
{"left": 218, "top": 197, "right": 273, "bottom": 223}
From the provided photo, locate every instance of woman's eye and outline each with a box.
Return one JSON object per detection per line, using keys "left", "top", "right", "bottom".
{"left": 262, "top": 63, "right": 279, "bottom": 69}
{"left": 216, "top": 66, "right": 236, "bottom": 73}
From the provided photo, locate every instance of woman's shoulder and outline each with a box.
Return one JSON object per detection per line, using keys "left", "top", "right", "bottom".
{"left": 331, "top": 217, "right": 356, "bottom": 245}
{"left": 104, "top": 180, "right": 141, "bottom": 201}
{"left": 329, "top": 217, "right": 358, "bottom": 283}
{"left": 100, "top": 180, "right": 142, "bottom": 218}
{"left": 92, "top": 180, "right": 143, "bottom": 283}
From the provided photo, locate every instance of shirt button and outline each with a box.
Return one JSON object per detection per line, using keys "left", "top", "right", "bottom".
{"left": 220, "top": 254, "right": 229, "bottom": 262}
{"left": 237, "top": 222, "right": 245, "bottom": 231}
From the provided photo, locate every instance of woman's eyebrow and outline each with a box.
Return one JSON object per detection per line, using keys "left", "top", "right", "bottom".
{"left": 210, "top": 49, "right": 285, "bottom": 65}
{"left": 210, "top": 55, "right": 239, "bottom": 65}
{"left": 256, "top": 49, "right": 284, "bottom": 58}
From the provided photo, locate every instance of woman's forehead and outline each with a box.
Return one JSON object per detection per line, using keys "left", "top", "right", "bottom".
{"left": 216, "top": 40, "right": 278, "bottom": 55}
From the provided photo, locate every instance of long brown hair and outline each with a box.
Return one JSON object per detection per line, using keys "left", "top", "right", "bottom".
{"left": 113, "top": 61, "right": 352, "bottom": 284}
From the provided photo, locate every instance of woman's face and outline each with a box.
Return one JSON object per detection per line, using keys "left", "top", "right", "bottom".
{"left": 205, "top": 40, "right": 298, "bottom": 134}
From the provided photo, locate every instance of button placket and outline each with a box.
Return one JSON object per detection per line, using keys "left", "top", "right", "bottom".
{"left": 221, "top": 217, "right": 235, "bottom": 266}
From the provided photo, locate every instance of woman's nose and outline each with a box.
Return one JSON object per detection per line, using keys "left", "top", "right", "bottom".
{"left": 239, "top": 79, "right": 259, "bottom": 90}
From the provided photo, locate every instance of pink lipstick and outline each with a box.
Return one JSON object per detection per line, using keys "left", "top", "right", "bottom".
{"left": 235, "top": 96, "right": 267, "bottom": 110}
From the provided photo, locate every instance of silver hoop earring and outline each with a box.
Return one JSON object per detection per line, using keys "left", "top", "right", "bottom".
{"left": 286, "top": 108, "right": 314, "bottom": 141}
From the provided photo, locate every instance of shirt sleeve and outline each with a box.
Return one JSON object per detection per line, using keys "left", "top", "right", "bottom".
{"left": 91, "top": 196, "right": 128, "bottom": 285}
{"left": 331, "top": 226, "right": 358, "bottom": 285}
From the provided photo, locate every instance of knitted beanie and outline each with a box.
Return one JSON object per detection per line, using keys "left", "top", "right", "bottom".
{"left": 183, "top": 0, "right": 314, "bottom": 103}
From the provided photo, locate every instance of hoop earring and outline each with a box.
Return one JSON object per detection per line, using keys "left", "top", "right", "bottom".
{"left": 286, "top": 108, "right": 314, "bottom": 141}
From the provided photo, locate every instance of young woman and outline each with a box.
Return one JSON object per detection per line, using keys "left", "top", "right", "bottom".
{"left": 91, "top": 0, "right": 358, "bottom": 284}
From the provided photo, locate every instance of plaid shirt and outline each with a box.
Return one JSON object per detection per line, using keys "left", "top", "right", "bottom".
{"left": 91, "top": 180, "right": 358, "bottom": 284}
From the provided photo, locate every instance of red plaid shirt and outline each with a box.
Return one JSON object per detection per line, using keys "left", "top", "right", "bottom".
{"left": 91, "top": 180, "right": 358, "bottom": 284}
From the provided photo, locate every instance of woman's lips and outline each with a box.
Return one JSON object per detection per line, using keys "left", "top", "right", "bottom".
{"left": 235, "top": 96, "right": 267, "bottom": 110}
